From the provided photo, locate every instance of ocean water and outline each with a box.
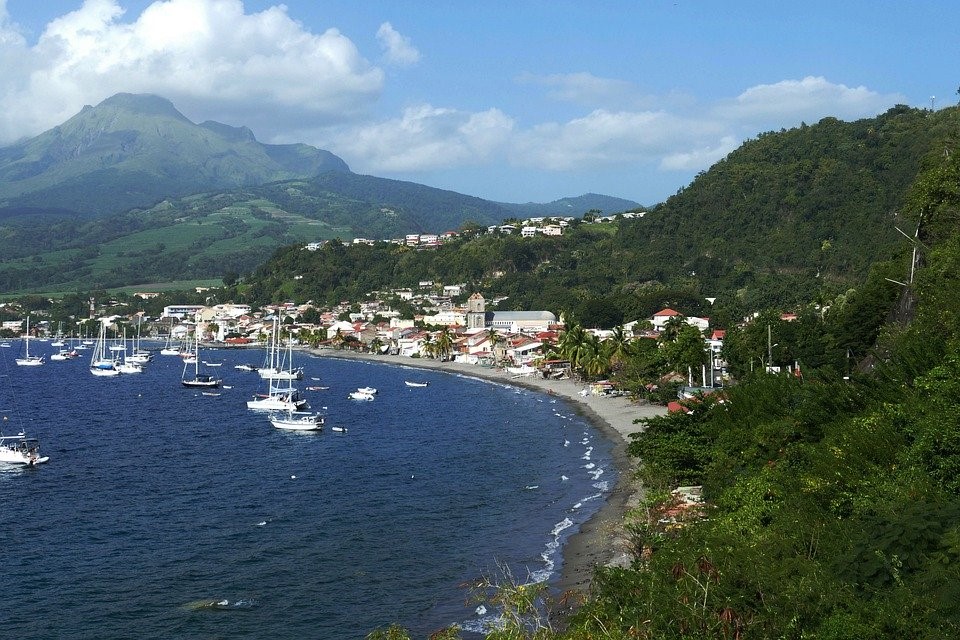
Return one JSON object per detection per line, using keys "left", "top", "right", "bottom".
{"left": 0, "top": 344, "right": 614, "bottom": 639}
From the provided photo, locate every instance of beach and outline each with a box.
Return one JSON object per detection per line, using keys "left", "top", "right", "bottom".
{"left": 307, "top": 348, "right": 666, "bottom": 597}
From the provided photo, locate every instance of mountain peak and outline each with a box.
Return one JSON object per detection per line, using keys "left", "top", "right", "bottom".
{"left": 96, "top": 93, "right": 187, "bottom": 121}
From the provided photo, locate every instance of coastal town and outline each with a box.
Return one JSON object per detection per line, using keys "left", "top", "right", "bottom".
{"left": 0, "top": 285, "right": 728, "bottom": 397}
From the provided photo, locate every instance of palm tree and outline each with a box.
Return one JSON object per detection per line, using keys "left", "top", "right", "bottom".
{"left": 369, "top": 336, "right": 384, "bottom": 355}
{"left": 605, "top": 325, "right": 634, "bottom": 369}
{"left": 557, "top": 323, "right": 591, "bottom": 373}
{"left": 420, "top": 333, "right": 435, "bottom": 359}
{"left": 435, "top": 327, "right": 454, "bottom": 361}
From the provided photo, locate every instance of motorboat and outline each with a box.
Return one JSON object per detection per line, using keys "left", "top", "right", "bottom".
{"left": 404, "top": 381, "right": 429, "bottom": 387}
{"left": 234, "top": 363, "right": 257, "bottom": 371}
{"left": 269, "top": 410, "right": 324, "bottom": 431}
{"left": 357, "top": 386, "right": 378, "bottom": 395}
{"left": 349, "top": 390, "right": 375, "bottom": 401}
{"left": 0, "top": 433, "right": 49, "bottom": 466}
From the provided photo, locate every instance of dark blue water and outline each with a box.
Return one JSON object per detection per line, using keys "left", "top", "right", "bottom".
{"left": 0, "top": 343, "right": 613, "bottom": 639}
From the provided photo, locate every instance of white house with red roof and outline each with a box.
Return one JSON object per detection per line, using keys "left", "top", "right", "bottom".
{"left": 651, "top": 308, "right": 682, "bottom": 331}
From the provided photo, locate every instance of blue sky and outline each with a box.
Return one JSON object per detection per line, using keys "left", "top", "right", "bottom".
{"left": 1, "top": 1, "right": 957, "bottom": 205}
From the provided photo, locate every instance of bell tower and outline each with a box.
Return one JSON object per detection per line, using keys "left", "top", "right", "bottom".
{"left": 466, "top": 292, "right": 486, "bottom": 330}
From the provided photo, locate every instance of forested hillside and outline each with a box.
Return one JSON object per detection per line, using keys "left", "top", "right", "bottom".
{"left": 363, "top": 111, "right": 960, "bottom": 640}
{"left": 249, "top": 106, "right": 955, "bottom": 327}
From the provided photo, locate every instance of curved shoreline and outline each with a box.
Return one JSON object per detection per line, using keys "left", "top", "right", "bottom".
{"left": 304, "top": 348, "right": 665, "bottom": 597}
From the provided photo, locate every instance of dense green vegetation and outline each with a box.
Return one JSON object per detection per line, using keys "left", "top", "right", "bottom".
{"left": 250, "top": 107, "right": 957, "bottom": 329}
{"left": 361, "top": 109, "right": 960, "bottom": 639}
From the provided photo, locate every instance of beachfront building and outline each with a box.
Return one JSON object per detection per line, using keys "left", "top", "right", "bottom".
{"left": 162, "top": 304, "right": 205, "bottom": 320}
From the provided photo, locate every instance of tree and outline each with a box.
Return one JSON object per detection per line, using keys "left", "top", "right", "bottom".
{"left": 435, "top": 327, "right": 454, "bottom": 361}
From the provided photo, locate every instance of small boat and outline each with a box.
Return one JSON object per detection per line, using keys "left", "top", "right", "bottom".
{"left": 269, "top": 410, "right": 324, "bottom": 431}
{"left": 306, "top": 386, "right": 329, "bottom": 391}
{"left": 201, "top": 391, "right": 221, "bottom": 397}
{"left": 331, "top": 426, "right": 347, "bottom": 433}
{"left": 349, "top": 390, "right": 375, "bottom": 401}
{"left": 0, "top": 343, "right": 10, "bottom": 348}
{"left": 357, "top": 386, "right": 378, "bottom": 395}
{"left": 0, "top": 433, "right": 49, "bottom": 466}
{"left": 15, "top": 317, "right": 44, "bottom": 367}
{"left": 203, "top": 361, "right": 223, "bottom": 367}
{"left": 404, "top": 381, "right": 429, "bottom": 387}
{"left": 181, "top": 331, "right": 220, "bottom": 388}
{"left": 89, "top": 320, "right": 121, "bottom": 377}
{"left": 234, "top": 363, "right": 257, "bottom": 371}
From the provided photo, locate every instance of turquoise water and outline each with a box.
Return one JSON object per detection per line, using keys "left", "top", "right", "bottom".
{"left": 0, "top": 346, "right": 613, "bottom": 639}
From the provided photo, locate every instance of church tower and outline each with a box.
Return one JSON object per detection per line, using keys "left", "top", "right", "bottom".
{"left": 466, "top": 292, "right": 487, "bottom": 330}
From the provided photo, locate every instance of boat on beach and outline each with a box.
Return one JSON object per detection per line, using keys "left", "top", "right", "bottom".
{"left": 0, "top": 433, "right": 49, "bottom": 466}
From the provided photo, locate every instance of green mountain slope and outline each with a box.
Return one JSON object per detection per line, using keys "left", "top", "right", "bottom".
{"left": 0, "top": 93, "right": 349, "bottom": 215}
{"left": 247, "top": 106, "right": 954, "bottom": 320}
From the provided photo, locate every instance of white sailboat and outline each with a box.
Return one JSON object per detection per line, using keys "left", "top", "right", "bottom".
{"left": 257, "top": 318, "right": 303, "bottom": 380}
{"left": 116, "top": 329, "right": 144, "bottom": 374}
{"left": 181, "top": 329, "right": 220, "bottom": 388}
{"left": 160, "top": 320, "right": 182, "bottom": 355}
{"left": 15, "top": 317, "right": 44, "bottom": 366}
{"left": 89, "top": 320, "right": 121, "bottom": 377}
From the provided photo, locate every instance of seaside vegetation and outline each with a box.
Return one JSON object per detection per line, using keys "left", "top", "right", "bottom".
{"left": 360, "top": 116, "right": 960, "bottom": 636}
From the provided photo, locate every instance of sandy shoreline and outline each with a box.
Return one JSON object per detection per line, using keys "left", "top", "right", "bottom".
{"left": 305, "top": 347, "right": 665, "bottom": 597}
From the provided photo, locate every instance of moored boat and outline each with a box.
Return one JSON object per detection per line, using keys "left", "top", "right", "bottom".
{"left": 404, "top": 381, "right": 429, "bottom": 387}
{"left": 269, "top": 410, "right": 324, "bottom": 431}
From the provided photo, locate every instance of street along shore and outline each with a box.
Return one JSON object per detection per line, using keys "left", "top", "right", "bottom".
{"left": 305, "top": 348, "right": 666, "bottom": 597}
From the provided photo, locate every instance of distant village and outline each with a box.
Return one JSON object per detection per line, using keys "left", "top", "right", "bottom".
{"left": 1, "top": 276, "right": 733, "bottom": 388}
{"left": 307, "top": 211, "right": 645, "bottom": 250}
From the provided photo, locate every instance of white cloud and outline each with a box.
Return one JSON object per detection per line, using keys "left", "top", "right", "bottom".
{"left": 330, "top": 103, "right": 514, "bottom": 172}
{"left": 376, "top": 22, "right": 420, "bottom": 67}
{"left": 511, "top": 109, "right": 728, "bottom": 171}
{"left": 660, "top": 136, "right": 740, "bottom": 171}
{"left": 0, "top": 0, "right": 385, "bottom": 144}
{"left": 715, "top": 76, "right": 904, "bottom": 127}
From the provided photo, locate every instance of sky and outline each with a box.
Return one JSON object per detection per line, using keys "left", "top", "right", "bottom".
{"left": 0, "top": 1, "right": 957, "bottom": 206}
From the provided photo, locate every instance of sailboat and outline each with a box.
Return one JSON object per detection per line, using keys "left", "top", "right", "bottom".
{"left": 248, "top": 320, "right": 307, "bottom": 411}
{"left": 181, "top": 329, "right": 220, "bottom": 388}
{"left": 116, "top": 329, "right": 144, "bottom": 374}
{"left": 89, "top": 320, "right": 121, "bottom": 377}
{"left": 15, "top": 316, "right": 44, "bottom": 366}
{"left": 160, "top": 319, "right": 182, "bottom": 355}
{"left": 257, "top": 318, "right": 303, "bottom": 380}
